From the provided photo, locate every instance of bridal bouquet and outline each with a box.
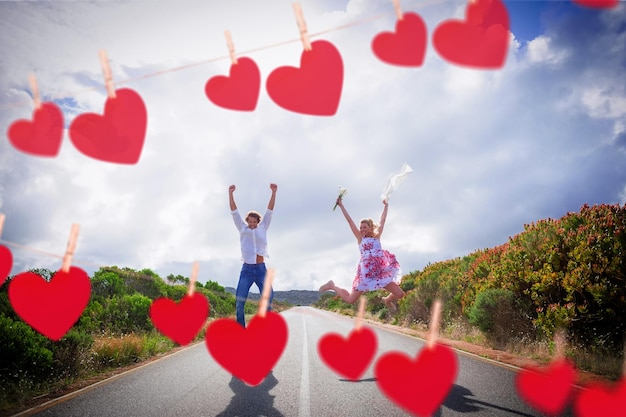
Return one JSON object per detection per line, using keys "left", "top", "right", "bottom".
{"left": 333, "top": 187, "right": 348, "bottom": 211}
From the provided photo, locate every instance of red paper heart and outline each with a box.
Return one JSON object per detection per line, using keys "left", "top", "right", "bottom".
{"left": 69, "top": 88, "right": 147, "bottom": 164}
{"left": 205, "top": 57, "right": 261, "bottom": 111}
{"left": 8, "top": 266, "right": 91, "bottom": 341}
{"left": 318, "top": 326, "right": 377, "bottom": 381}
{"left": 205, "top": 311, "right": 288, "bottom": 386}
{"left": 371, "top": 12, "right": 428, "bottom": 67}
{"left": 0, "top": 245, "right": 12, "bottom": 286}
{"left": 432, "top": 0, "right": 510, "bottom": 69}
{"left": 515, "top": 358, "right": 576, "bottom": 416}
{"left": 375, "top": 343, "right": 458, "bottom": 416}
{"left": 7, "top": 102, "right": 64, "bottom": 157}
{"left": 266, "top": 40, "right": 343, "bottom": 116}
{"left": 149, "top": 293, "right": 209, "bottom": 346}
{"left": 574, "top": 379, "right": 626, "bottom": 417}
{"left": 572, "top": 0, "right": 618, "bottom": 8}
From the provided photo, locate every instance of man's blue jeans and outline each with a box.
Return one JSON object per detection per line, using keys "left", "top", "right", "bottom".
{"left": 236, "top": 263, "right": 274, "bottom": 328}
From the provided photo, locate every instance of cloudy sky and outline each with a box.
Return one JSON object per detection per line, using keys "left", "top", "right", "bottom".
{"left": 1, "top": 0, "right": 625, "bottom": 293}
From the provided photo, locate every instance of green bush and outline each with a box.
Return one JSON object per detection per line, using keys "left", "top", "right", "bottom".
{"left": 469, "top": 288, "right": 514, "bottom": 333}
{"left": 203, "top": 289, "right": 236, "bottom": 317}
{"left": 91, "top": 270, "right": 127, "bottom": 300}
{"left": 398, "top": 290, "right": 430, "bottom": 325}
{"left": 52, "top": 329, "right": 94, "bottom": 379}
{"left": 164, "top": 285, "right": 187, "bottom": 300}
{"left": 102, "top": 293, "right": 153, "bottom": 334}
{"left": 467, "top": 288, "right": 534, "bottom": 348}
{"left": 203, "top": 280, "right": 225, "bottom": 292}
{"left": 78, "top": 300, "right": 104, "bottom": 333}
{"left": 0, "top": 314, "right": 54, "bottom": 381}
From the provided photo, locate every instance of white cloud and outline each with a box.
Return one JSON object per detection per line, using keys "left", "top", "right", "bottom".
{"left": 526, "top": 36, "right": 569, "bottom": 66}
{"left": 581, "top": 86, "right": 626, "bottom": 120}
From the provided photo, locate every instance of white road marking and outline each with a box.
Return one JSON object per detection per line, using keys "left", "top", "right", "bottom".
{"left": 298, "top": 314, "right": 311, "bottom": 417}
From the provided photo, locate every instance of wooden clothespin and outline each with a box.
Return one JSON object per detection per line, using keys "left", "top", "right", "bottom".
{"left": 61, "top": 224, "right": 80, "bottom": 273}
{"left": 29, "top": 74, "right": 42, "bottom": 110}
{"left": 0, "top": 214, "right": 6, "bottom": 240}
{"left": 427, "top": 299, "right": 442, "bottom": 349}
{"left": 258, "top": 268, "right": 275, "bottom": 317}
{"left": 355, "top": 296, "right": 367, "bottom": 331}
{"left": 99, "top": 50, "right": 116, "bottom": 99}
{"left": 188, "top": 261, "right": 199, "bottom": 296}
{"left": 0, "top": 214, "right": 5, "bottom": 238}
{"left": 224, "top": 30, "right": 238, "bottom": 65}
{"left": 292, "top": 2, "right": 312, "bottom": 51}
{"left": 392, "top": 0, "right": 404, "bottom": 21}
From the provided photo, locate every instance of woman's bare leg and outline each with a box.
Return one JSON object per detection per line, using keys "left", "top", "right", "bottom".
{"left": 382, "top": 282, "right": 405, "bottom": 311}
{"left": 319, "top": 280, "right": 363, "bottom": 304}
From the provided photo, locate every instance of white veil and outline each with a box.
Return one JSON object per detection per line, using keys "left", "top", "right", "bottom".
{"left": 381, "top": 162, "right": 413, "bottom": 201}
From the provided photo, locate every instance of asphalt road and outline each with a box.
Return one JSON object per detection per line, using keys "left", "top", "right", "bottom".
{"left": 24, "top": 307, "right": 575, "bottom": 417}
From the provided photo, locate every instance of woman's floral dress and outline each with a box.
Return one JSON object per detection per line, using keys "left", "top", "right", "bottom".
{"left": 352, "top": 237, "right": 401, "bottom": 291}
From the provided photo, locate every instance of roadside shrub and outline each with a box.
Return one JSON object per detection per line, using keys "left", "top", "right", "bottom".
{"left": 103, "top": 293, "right": 153, "bottom": 334}
{"left": 398, "top": 290, "right": 430, "bottom": 325}
{"left": 52, "top": 329, "right": 94, "bottom": 379}
{"left": 469, "top": 288, "right": 514, "bottom": 331}
{"left": 91, "top": 270, "right": 127, "bottom": 299}
{"left": 78, "top": 300, "right": 104, "bottom": 333}
{"left": 203, "top": 280, "right": 225, "bottom": 292}
{"left": 163, "top": 285, "right": 187, "bottom": 300}
{"left": 0, "top": 314, "right": 54, "bottom": 381}
{"left": 204, "top": 290, "right": 236, "bottom": 317}
{"left": 124, "top": 294, "right": 153, "bottom": 332}
{"left": 468, "top": 288, "right": 533, "bottom": 348}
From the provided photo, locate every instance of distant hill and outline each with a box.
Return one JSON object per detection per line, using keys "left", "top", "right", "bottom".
{"left": 225, "top": 287, "right": 321, "bottom": 306}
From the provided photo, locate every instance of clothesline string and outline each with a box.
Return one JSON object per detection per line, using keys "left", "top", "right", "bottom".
{"left": 0, "top": 237, "right": 263, "bottom": 303}
{"left": 0, "top": 0, "right": 446, "bottom": 112}
{"left": 1, "top": 238, "right": 123, "bottom": 269}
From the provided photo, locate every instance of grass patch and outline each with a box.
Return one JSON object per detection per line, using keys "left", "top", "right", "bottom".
{"left": 92, "top": 333, "right": 175, "bottom": 370}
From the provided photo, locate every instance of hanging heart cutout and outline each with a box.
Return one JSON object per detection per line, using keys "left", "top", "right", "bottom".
{"left": 266, "top": 40, "right": 343, "bottom": 116}
{"left": 0, "top": 245, "right": 12, "bottom": 286}
{"left": 432, "top": 0, "right": 510, "bottom": 69}
{"left": 371, "top": 12, "right": 428, "bottom": 67}
{"left": 515, "top": 358, "right": 577, "bottom": 416}
{"left": 150, "top": 293, "right": 210, "bottom": 346}
{"left": 7, "top": 102, "right": 64, "bottom": 157}
{"left": 205, "top": 311, "right": 288, "bottom": 386}
{"left": 205, "top": 57, "right": 261, "bottom": 111}
{"left": 318, "top": 326, "right": 377, "bottom": 381}
{"left": 69, "top": 88, "right": 147, "bottom": 164}
{"left": 375, "top": 343, "right": 458, "bottom": 416}
{"left": 8, "top": 266, "right": 91, "bottom": 341}
{"left": 574, "top": 379, "right": 626, "bottom": 417}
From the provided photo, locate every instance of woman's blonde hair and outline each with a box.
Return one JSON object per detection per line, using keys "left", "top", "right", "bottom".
{"left": 360, "top": 218, "right": 378, "bottom": 237}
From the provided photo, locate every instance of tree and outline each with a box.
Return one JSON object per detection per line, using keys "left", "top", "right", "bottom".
{"left": 91, "top": 269, "right": 126, "bottom": 299}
